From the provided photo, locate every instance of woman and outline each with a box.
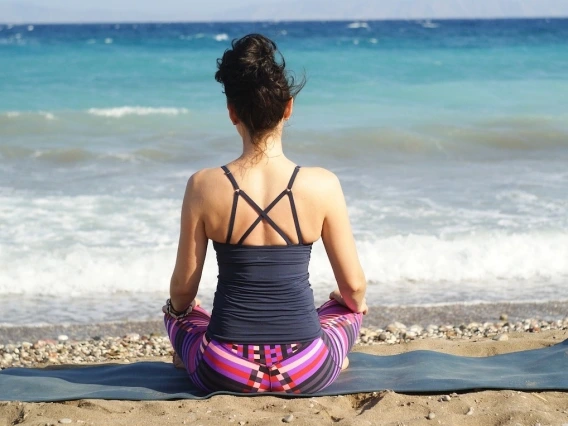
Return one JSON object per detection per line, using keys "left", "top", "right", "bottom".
{"left": 164, "top": 34, "right": 367, "bottom": 394}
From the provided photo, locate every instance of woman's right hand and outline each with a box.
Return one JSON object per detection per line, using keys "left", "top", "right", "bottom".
{"left": 329, "top": 289, "right": 368, "bottom": 315}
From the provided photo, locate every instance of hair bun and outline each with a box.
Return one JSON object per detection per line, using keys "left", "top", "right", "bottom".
{"left": 215, "top": 34, "right": 305, "bottom": 144}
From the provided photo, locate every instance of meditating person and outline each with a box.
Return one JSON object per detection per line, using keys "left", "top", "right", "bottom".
{"left": 163, "top": 33, "right": 368, "bottom": 394}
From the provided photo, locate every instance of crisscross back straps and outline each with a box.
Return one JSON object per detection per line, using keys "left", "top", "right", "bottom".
{"left": 220, "top": 165, "right": 304, "bottom": 245}
{"left": 236, "top": 191, "right": 292, "bottom": 245}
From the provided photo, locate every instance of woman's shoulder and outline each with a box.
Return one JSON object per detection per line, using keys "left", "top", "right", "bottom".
{"left": 186, "top": 167, "right": 225, "bottom": 188}
{"left": 296, "top": 166, "right": 342, "bottom": 192}
{"left": 181, "top": 167, "right": 228, "bottom": 206}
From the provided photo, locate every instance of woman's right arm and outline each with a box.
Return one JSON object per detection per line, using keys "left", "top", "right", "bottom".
{"left": 320, "top": 171, "right": 368, "bottom": 314}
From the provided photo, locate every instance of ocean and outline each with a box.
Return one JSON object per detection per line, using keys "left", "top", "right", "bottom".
{"left": 1, "top": 19, "right": 567, "bottom": 327}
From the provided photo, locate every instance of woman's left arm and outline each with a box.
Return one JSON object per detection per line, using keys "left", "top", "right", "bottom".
{"left": 169, "top": 172, "right": 208, "bottom": 312}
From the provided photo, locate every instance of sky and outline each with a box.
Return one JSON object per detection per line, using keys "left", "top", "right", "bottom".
{"left": 1, "top": 0, "right": 568, "bottom": 23}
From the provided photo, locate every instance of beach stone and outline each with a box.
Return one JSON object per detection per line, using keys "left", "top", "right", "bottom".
{"left": 282, "top": 414, "right": 294, "bottom": 423}
{"left": 125, "top": 333, "right": 140, "bottom": 342}
{"left": 499, "top": 313, "right": 508, "bottom": 321}
{"left": 59, "top": 419, "right": 72, "bottom": 424}
{"left": 493, "top": 334, "right": 509, "bottom": 341}
{"left": 378, "top": 333, "right": 388, "bottom": 341}
{"left": 440, "top": 395, "right": 451, "bottom": 402}
{"left": 466, "top": 407, "right": 474, "bottom": 415}
{"left": 58, "top": 335, "right": 69, "bottom": 342}
{"left": 427, "top": 412, "right": 436, "bottom": 420}
{"left": 409, "top": 325, "right": 423, "bottom": 334}
{"left": 386, "top": 322, "right": 406, "bottom": 332}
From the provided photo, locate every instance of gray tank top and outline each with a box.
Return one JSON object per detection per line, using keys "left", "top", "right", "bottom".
{"left": 206, "top": 165, "right": 322, "bottom": 344}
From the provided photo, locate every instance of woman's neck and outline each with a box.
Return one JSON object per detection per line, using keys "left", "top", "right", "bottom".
{"left": 238, "top": 130, "right": 285, "bottom": 167}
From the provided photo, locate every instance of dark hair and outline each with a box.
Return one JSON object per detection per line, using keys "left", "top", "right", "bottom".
{"left": 215, "top": 34, "right": 305, "bottom": 144}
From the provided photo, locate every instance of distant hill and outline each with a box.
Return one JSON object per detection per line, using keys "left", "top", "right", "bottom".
{"left": 1, "top": 0, "right": 567, "bottom": 24}
{"left": 235, "top": 0, "right": 568, "bottom": 21}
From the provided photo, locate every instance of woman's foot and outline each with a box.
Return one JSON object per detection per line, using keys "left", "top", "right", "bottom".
{"left": 172, "top": 352, "right": 185, "bottom": 370}
{"left": 341, "top": 356, "right": 349, "bottom": 371}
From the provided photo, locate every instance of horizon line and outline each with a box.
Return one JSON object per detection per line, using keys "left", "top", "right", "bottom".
{"left": 1, "top": 15, "right": 567, "bottom": 26}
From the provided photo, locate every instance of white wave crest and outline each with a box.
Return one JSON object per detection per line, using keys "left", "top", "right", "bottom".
{"left": 347, "top": 22, "right": 369, "bottom": 29}
{"left": 87, "top": 107, "right": 189, "bottom": 118}
{"left": 360, "top": 233, "right": 568, "bottom": 283}
{"left": 40, "top": 112, "right": 56, "bottom": 120}
{"left": 214, "top": 33, "right": 229, "bottom": 42}
{"left": 420, "top": 20, "right": 440, "bottom": 29}
{"left": 1, "top": 230, "right": 567, "bottom": 304}
{"left": 1, "top": 111, "right": 55, "bottom": 120}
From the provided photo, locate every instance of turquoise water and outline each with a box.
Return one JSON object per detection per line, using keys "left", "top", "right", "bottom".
{"left": 1, "top": 20, "right": 567, "bottom": 325}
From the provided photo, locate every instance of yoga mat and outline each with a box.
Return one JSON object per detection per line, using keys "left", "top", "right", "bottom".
{"left": 1, "top": 340, "right": 567, "bottom": 402}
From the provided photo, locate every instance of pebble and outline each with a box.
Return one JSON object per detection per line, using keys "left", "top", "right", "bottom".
{"left": 403, "top": 331, "right": 417, "bottom": 340}
{"left": 466, "top": 407, "right": 474, "bottom": 415}
{"left": 58, "top": 419, "right": 72, "bottom": 424}
{"left": 282, "top": 414, "right": 294, "bottom": 423}
{"left": 427, "top": 412, "right": 436, "bottom": 420}
{"left": 493, "top": 334, "right": 509, "bottom": 342}
{"left": 57, "top": 335, "right": 69, "bottom": 342}
{"left": 439, "top": 395, "right": 451, "bottom": 402}
{"left": 386, "top": 322, "right": 407, "bottom": 333}
{"left": 356, "top": 317, "right": 568, "bottom": 347}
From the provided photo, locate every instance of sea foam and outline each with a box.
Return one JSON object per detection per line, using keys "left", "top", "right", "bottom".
{"left": 87, "top": 107, "right": 189, "bottom": 118}
{"left": 1, "top": 222, "right": 567, "bottom": 305}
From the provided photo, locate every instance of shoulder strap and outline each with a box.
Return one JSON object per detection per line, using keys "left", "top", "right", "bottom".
{"left": 221, "top": 166, "right": 239, "bottom": 244}
{"left": 286, "top": 166, "right": 304, "bottom": 244}
{"left": 221, "top": 165, "right": 239, "bottom": 190}
{"left": 286, "top": 165, "right": 301, "bottom": 190}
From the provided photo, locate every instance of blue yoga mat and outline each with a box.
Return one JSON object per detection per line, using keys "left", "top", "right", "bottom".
{"left": 1, "top": 340, "right": 567, "bottom": 402}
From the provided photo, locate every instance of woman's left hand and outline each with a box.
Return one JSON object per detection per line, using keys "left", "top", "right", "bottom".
{"left": 329, "top": 290, "right": 368, "bottom": 315}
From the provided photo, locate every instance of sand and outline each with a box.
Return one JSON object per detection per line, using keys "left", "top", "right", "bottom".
{"left": 1, "top": 328, "right": 568, "bottom": 426}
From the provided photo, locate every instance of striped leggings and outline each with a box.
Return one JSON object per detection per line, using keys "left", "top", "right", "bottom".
{"left": 164, "top": 299, "right": 362, "bottom": 394}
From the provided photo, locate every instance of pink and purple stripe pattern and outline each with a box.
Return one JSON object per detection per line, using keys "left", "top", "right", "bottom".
{"left": 164, "top": 299, "right": 362, "bottom": 394}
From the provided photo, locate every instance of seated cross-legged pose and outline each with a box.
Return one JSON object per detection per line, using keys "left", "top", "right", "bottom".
{"left": 164, "top": 33, "right": 368, "bottom": 394}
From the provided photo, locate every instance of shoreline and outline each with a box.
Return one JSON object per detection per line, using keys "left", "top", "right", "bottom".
{"left": 2, "top": 318, "right": 567, "bottom": 369}
{"left": 1, "top": 300, "right": 568, "bottom": 345}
